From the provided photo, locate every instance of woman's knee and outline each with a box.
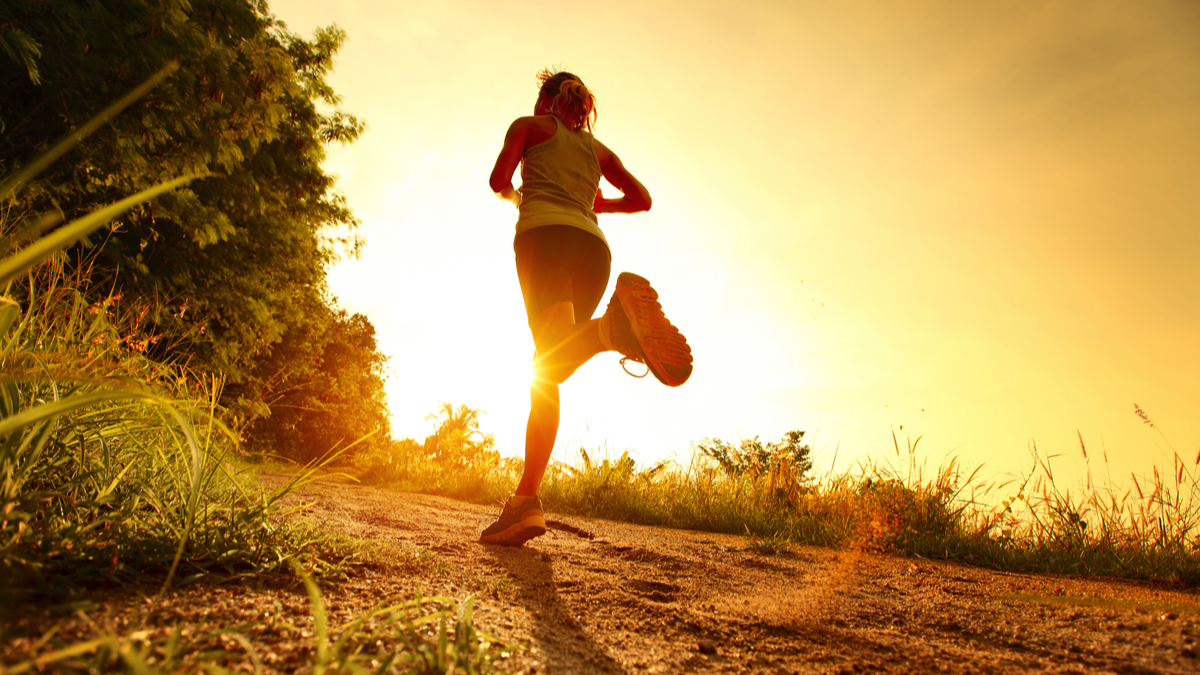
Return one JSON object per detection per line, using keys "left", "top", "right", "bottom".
{"left": 530, "top": 302, "right": 579, "bottom": 379}
{"left": 528, "top": 378, "right": 560, "bottom": 407}
{"left": 533, "top": 355, "right": 573, "bottom": 385}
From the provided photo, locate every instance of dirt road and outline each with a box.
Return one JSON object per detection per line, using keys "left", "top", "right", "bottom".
{"left": 7, "top": 479, "right": 1200, "bottom": 673}
{"left": 294, "top": 480, "right": 1200, "bottom": 674}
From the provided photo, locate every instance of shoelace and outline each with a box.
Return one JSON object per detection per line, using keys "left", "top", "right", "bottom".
{"left": 619, "top": 356, "right": 650, "bottom": 378}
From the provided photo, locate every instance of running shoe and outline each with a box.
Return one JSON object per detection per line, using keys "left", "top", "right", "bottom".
{"left": 601, "top": 272, "right": 693, "bottom": 387}
{"left": 479, "top": 494, "right": 547, "bottom": 546}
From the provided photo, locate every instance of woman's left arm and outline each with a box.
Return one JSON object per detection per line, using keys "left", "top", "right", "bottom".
{"left": 490, "top": 119, "right": 529, "bottom": 206}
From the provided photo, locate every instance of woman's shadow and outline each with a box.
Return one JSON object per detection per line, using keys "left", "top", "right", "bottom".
{"left": 483, "top": 543, "right": 626, "bottom": 674}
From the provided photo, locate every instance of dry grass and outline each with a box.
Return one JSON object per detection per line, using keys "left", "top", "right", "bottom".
{"left": 355, "top": 417, "right": 1200, "bottom": 587}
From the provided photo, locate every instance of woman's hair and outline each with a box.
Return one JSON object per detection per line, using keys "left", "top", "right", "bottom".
{"left": 536, "top": 68, "right": 597, "bottom": 133}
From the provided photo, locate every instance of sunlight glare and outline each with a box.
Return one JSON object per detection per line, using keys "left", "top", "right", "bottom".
{"left": 282, "top": 0, "right": 1199, "bottom": 492}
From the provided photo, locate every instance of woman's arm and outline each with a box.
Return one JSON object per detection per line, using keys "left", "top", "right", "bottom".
{"left": 592, "top": 139, "right": 652, "bottom": 214}
{"left": 490, "top": 118, "right": 530, "bottom": 206}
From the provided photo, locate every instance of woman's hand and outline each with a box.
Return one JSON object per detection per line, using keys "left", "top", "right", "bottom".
{"left": 497, "top": 184, "right": 522, "bottom": 207}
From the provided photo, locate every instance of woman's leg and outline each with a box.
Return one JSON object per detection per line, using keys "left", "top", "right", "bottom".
{"left": 514, "top": 302, "right": 608, "bottom": 496}
{"left": 511, "top": 228, "right": 611, "bottom": 497}
{"left": 516, "top": 378, "right": 558, "bottom": 496}
{"left": 529, "top": 305, "right": 607, "bottom": 384}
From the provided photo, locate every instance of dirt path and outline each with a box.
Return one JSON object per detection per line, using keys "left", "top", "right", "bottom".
{"left": 290, "top": 480, "right": 1200, "bottom": 674}
{"left": 6, "top": 479, "right": 1200, "bottom": 674}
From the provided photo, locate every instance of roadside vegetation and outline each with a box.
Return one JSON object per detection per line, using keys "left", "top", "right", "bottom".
{"left": 357, "top": 406, "right": 1200, "bottom": 588}
{"left": 1, "top": 0, "right": 391, "bottom": 463}
{"left": 3, "top": 0, "right": 1196, "bottom": 671}
{"left": 0, "top": 89, "right": 508, "bottom": 675}
{"left": 1, "top": 1, "right": 513, "bottom": 672}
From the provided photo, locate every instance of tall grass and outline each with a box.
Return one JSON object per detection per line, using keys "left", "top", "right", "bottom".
{"left": 358, "top": 423, "right": 1200, "bottom": 586}
{"left": 2, "top": 253, "right": 363, "bottom": 598}
{"left": 355, "top": 436, "right": 520, "bottom": 505}
{"left": 2, "top": 64, "right": 521, "bottom": 673}
{"left": 0, "top": 63, "right": 354, "bottom": 600}
{"left": 983, "top": 421, "right": 1200, "bottom": 583}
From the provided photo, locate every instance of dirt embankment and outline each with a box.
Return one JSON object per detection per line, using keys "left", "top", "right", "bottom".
{"left": 6, "top": 479, "right": 1200, "bottom": 674}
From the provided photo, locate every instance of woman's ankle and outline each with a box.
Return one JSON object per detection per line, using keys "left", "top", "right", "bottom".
{"left": 597, "top": 313, "right": 615, "bottom": 351}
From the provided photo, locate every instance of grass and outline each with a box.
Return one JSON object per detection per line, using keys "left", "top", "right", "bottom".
{"left": 1, "top": 225, "right": 516, "bottom": 674}
{"left": 1, "top": 69, "right": 520, "bottom": 673}
{"left": 6, "top": 56, "right": 1195, "bottom": 673}
{"left": 2, "top": 572, "right": 516, "bottom": 675}
{"left": 353, "top": 420, "right": 1200, "bottom": 587}
{"left": 354, "top": 436, "right": 519, "bottom": 506}
{"left": 0, "top": 249, "right": 363, "bottom": 599}
{"left": 292, "top": 561, "right": 518, "bottom": 675}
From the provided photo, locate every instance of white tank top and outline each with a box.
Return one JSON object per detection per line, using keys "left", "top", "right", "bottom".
{"left": 515, "top": 116, "right": 608, "bottom": 249}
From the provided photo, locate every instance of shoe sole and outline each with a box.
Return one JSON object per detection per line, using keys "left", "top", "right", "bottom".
{"left": 479, "top": 513, "right": 548, "bottom": 547}
{"left": 614, "top": 273, "right": 693, "bottom": 387}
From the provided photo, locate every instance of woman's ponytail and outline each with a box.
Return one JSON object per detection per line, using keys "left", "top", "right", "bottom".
{"left": 536, "top": 69, "right": 597, "bottom": 132}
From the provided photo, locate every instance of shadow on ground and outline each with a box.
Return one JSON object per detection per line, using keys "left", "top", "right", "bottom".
{"left": 485, "top": 543, "right": 626, "bottom": 673}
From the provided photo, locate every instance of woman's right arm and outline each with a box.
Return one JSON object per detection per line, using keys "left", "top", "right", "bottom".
{"left": 490, "top": 118, "right": 530, "bottom": 206}
{"left": 593, "top": 139, "right": 652, "bottom": 214}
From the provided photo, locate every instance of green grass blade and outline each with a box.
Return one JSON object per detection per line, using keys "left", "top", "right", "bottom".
{"left": 0, "top": 636, "right": 114, "bottom": 675}
{"left": 0, "top": 390, "right": 140, "bottom": 437}
{"left": 0, "top": 61, "right": 179, "bottom": 200}
{"left": 0, "top": 213, "right": 63, "bottom": 259}
{"left": 0, "top": 175, "right": 199, "bottom": 288}
{"left": 290, "top": 558, "right": 330, "bottom": 672}
{"left": 0, "top": 296, "right": 20, "bottom": 338}
{"left": 154, "top": 402, "right": 206, "bottom": 594}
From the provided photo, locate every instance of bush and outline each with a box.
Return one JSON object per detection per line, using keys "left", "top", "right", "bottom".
{"left": 355, "top": 416, "right": 1200, "bottom": 586}
{"left": 352, "top": 403, "right": 515, "bottom": 504}
{"left": 694, "top": 431, "right": 814, "bottom": 507}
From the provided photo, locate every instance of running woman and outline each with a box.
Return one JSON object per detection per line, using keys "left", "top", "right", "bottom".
{"left": 481, "top": 69, "right": 693, "bottom": 546}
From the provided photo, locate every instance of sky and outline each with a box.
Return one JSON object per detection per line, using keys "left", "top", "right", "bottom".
{"left": 269, "top": 0, "right": 1199, "bottom": 490}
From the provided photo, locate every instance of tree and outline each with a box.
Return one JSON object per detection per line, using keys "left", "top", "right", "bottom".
{"left": 421, "top": 403, "right": 498, "bottom": 469}
{"left": 241, "top": 306, "right": 390, "bottom": 463}
{"left": 693, "top": 431, "right": 814, "bottom": 481}
{"left": 0, "top": 0, "right": 363, "bottom": 381}
{"left": 0, "top": 0, "right": 390, "bottom": 453}
{"left": 0, "top": 21, "right": 42, "bottom": 88}
{"left": 693, "top": 431, "right": 813, "bottom": 507}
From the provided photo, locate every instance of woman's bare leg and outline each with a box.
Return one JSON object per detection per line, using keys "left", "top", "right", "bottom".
{"left": 515, "top": 378, "right": 558, "bottom": 496}
{"left": 514, "top": 301, "right": 608, "bottom": 496}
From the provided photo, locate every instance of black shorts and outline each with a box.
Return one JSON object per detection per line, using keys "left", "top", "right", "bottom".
{"left": 514, "top": 225, "right": 611, "bottom": 328}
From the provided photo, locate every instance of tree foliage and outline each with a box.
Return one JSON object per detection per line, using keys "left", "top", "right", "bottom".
{"left": 694, "top": 431, "right": 814, "bottom": 481}
{"left": 0, "top": 0, "right": 389, "bottom": 459}
{"left": 0, "top": 0, "right": 363, "bottom": 380}
{"left": 241, "top": 306, "right": 390, "bottom": 463}
{"left": 421, "top": 402, "right": 498, "bottom": 470}
{"left": 0, "top": 22, "right": 42, "bottom": 87}
{"left": 693, "top": 431, "right": 814, "bottom": 508}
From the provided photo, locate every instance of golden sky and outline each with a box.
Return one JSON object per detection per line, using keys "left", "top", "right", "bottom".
{"left": 271, "top": 0, "right": 1199, "bottom": 487}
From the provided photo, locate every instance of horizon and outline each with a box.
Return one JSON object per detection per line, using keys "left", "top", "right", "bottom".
{"left": 270, "top": 0, "right": 1199, "bottom": 491}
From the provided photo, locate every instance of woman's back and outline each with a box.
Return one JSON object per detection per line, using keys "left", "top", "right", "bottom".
{"left": 516, "top": 116, "right": 605, "bottom": 243}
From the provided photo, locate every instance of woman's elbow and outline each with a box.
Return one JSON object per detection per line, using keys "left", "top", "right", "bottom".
{"left": 488, "top": 174, "right": 508, "bottom": 195}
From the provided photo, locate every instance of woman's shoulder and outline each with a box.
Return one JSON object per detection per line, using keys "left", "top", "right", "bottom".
{"left": 508, "top": 115, "right": 558, "bottom": 133}
{"left": 509, "top": 115, "right": 558, "bottom": 150}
